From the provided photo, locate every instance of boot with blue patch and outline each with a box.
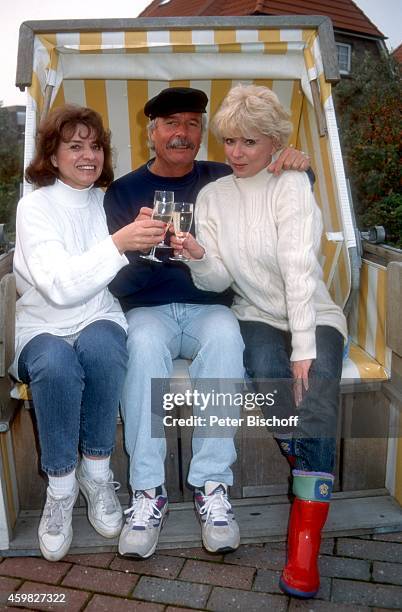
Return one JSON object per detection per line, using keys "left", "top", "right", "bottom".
{"left": 279, "top": 471, "right": 333, "bottom": 598}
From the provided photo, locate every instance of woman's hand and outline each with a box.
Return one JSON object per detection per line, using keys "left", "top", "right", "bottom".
{"left": 291, "top": 359, "right": 313, "bottom": 407}
{"left": 268, "top": 147, "right": 310, "bottom": 176}
{"left": 170, "top": 233, "right": 205, "bottom": 260}
{"left": 112, "top": 216, "right": 166, "bottom": 254}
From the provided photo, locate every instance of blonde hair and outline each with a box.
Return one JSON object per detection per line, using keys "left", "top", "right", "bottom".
{"left": 211, "top": 84, "right": 292, "bottom": 148}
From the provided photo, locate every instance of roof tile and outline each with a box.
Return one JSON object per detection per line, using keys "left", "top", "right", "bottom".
{"left": 139, "top": 0, "right": 384, "bottom": 38}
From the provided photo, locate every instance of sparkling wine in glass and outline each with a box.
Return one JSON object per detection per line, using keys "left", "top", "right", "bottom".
{"left": 140, "top": 193, "right": 174, "bottom": 263}
{"left": 154, "top": 190, "right": 174, "bottom": 249}
{"left": 169, "top": 202, "right": 194, "bottom": 262}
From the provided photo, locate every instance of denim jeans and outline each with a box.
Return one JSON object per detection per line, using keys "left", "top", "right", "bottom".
{"left": 18, "top": 320, "right": 128, "bottom": 476}
{"left": 239, "top": 322, "right": 343, "bottom": 474}
{"left": 122, "top": 303, "right": 245, "bottom": 491}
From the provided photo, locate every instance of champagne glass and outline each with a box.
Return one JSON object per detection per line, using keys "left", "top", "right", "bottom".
{"left": 169, "top": 202, "right": 194, "bottom": 262}
{"left": 154, "top": 191, "right": 174, "bottom": 249}
{"left": 140, "top": 192, "right": 174, "bottom": 263}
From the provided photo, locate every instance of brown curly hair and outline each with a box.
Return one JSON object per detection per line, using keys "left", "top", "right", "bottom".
{"left": 25, "top": 105, "right": 114, "bottom": 188}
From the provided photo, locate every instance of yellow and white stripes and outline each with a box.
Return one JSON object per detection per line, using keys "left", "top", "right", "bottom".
{"left": 349, "top": 260, "right": 390, "bottom": 372}
{"left": 26, "top": 26, "right": 351, "bottom": 308}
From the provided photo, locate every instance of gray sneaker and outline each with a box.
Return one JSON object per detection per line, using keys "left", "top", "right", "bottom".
{"left": 38, "top": 482, "right": 79, "bottom": 562}
{"left": 118, "top": 487, "right": 168, "bottom": 558}
{"left": 76, "top": 464, "right": 123, "bottom": 538}
{"left": 194, "top": 481, "right": 240, "bottom": 553}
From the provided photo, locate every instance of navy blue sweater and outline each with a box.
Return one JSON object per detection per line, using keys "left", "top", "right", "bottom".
{"left": 104, "top": 160, "right": 234, "bottom": 311}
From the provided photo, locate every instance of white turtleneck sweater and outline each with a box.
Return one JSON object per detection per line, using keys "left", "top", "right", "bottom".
{"left": 188, "top": 169, "right": 347, "bottom": 362}
{"left": 11, "top": 179, "right": 129, "bottom": 378}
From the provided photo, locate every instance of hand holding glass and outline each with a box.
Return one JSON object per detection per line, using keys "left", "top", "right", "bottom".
{"left": 169, "top": 202, "right": 194, "bottom": 262}
{"left": 140, "top": 191, "right": 174, "bottom": 262}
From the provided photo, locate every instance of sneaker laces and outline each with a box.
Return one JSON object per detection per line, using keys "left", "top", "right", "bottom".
{"left": 43, "top": 495, "right": 71, "bottom": 535}
{"left": 124, "top": 493, "right": 162, "bottom": 528}
{"left": 199, "top": 489, "right": 231, "bottom": 524}
{"left": 93, "top": 480, "right": 121, "bottom": 514}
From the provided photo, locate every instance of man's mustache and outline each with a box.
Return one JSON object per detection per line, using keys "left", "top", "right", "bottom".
{"left": 167, "top": 137, "right": 195, "bottom": 150}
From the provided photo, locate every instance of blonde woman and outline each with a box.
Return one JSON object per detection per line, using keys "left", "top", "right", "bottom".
{"left": 171, "top": 84, "right": 347, "bottom": 599}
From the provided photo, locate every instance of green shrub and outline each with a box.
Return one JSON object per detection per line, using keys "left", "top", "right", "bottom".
{"left": 362, "top": 194, "right": 402, "bottom": 249}
{"left": 334, "top": 53, "right": 402, "bottom": 246}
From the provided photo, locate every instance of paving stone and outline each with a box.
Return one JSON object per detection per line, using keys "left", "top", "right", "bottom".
{"left": 332, "top": 578, "right": 402, "bottom": 609}
{"left": 252, "top": 569, "right": 331, "bottom": 600}
{"left": 15, "top": 581, "right": 90, "bottom": 611}
{"left": 0, "top": 575, "right": 21, "bottom": 592}
{"left": 224, "top": 545, "right": 286, "bottom": 571}
{"left": 166, "top": 607, "right": 204, "bottom": 612}
{"left": 319, "top": 554, "right": 371, "bottom": 580}
{"left": 319, "top": 538, "right": 336, "bottom": 555}
{"left": 162, "top": 548, "right": 224, "bottom": 562}
{"left": 64, "top": 553, "right": 114, "bottom": 568}
{"left": 266, "top": 539, "right": 334, "bottom": 554}
{"left": 0, "top": 557, "right": 71, "bottom": 585}
{"left": 62, "top": 564, "right": 138, "bottom": 597}
{"left": 206, "top": 586, "right": 288, "bottom": 611}
{"left": 372, "top": 608, "right": 402, "bottom": 612}
{"left": 85, "top": 594, "right": 164, "bottom": 611}
{"left": 264, "top": 541, "right": 286, "bottom": 551}
{"left": 179, "top": 559, "right": 255, "bottom": 590}
{"left": 289, "top": 600, "right": 370, "bottom": 611}
{"left": 372, "top": 561, "right": 402, "bottom": 586}
{"left": 110, "top": 554, "right": 185, "bottom": 579}
{"left": 336, "top": 538, "right": 402, "bottom": 563}
{"left": 134, "top": 576, "right": 211, "bottom": 609}
{"left": 252, "top": 568, "right": 283, "bottom": 594}
{"left": 0, "top": 576, "right": 22, "bottom": 607}
{"left": 372, "top": 532, "right": 402, "bottom": 543}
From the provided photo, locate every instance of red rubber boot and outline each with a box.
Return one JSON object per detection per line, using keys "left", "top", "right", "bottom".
{"left": 279, "top": 497, "right": 329, "bottom": 598}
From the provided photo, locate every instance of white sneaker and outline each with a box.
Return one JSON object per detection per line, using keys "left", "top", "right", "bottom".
{"left": 38, "top": 483, "right": 79, "bottom": 562}
{"left": 76, "top": 463, "right": 122, "bottom": 538}
{"left": 194, "top": 481, "right": 240, "bottom": 553}
{"left": 118, "top": 487, "right": 168, "bottom": 558}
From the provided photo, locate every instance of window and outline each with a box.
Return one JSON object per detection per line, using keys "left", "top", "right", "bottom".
{"left": 336, "top": 43, "right": 352, "bottom": 75}
{"left": 16, "top": 111, "right": 26, "bottom": 127}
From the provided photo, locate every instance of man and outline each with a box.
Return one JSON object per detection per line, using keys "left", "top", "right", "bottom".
{"left": 104, "top": 87, "right": 310, "bottom": 559}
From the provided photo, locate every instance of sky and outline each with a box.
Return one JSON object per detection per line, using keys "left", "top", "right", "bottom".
{"left": 1, "top": 0, "right": 401, "bottom": 107}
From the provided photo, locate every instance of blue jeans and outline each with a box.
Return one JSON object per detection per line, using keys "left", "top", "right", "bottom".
{"left": 122, "top": 303, "right": 245, "bottom": 491}
{"left": 239, "top": 322, "right": 343, "bottom": 474}
{"left": 18, "top": 320, "right": 128, "bottom": 476}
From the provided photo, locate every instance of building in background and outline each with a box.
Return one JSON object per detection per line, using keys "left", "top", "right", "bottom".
{"left": 139, "top": 0, "right": 387, "bottom": 75}
{"left": 392, "top": 42, "right": 402, "bottom": 63}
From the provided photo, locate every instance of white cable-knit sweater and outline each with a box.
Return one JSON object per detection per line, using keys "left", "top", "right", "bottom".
{"left": 188, "top": 169, "right": 347, "bottom": 362}
{"left": 11, "top": 179, "right": 129, "bottom": 379}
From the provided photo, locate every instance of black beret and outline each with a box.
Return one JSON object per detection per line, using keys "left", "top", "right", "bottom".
{"left": 144, "top": 87, "right": 208, "bottom": 118}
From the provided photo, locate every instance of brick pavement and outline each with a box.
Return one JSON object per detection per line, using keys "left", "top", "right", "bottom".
{"left": 0, "top": 532, "right": 401, "bottom": 610}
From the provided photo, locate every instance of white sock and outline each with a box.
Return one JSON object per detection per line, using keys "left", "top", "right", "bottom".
{"left": 82, "top": 455, "right": 110, "bottom": 482}
{"left": 48, "top": 470, "right": 76, "bottom": 499}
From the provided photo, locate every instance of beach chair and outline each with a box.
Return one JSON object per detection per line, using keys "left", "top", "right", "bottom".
{"left": 0, "top": 16, "right": 401, "bottom": 554}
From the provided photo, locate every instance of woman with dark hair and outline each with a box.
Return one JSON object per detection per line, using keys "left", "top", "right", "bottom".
{"left": 11, "top": 104, "right": 166, "bottom": 561}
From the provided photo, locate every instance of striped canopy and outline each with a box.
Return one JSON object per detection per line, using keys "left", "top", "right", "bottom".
{"left": 23, "top": 23, "right": 354, "bottom": 308}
